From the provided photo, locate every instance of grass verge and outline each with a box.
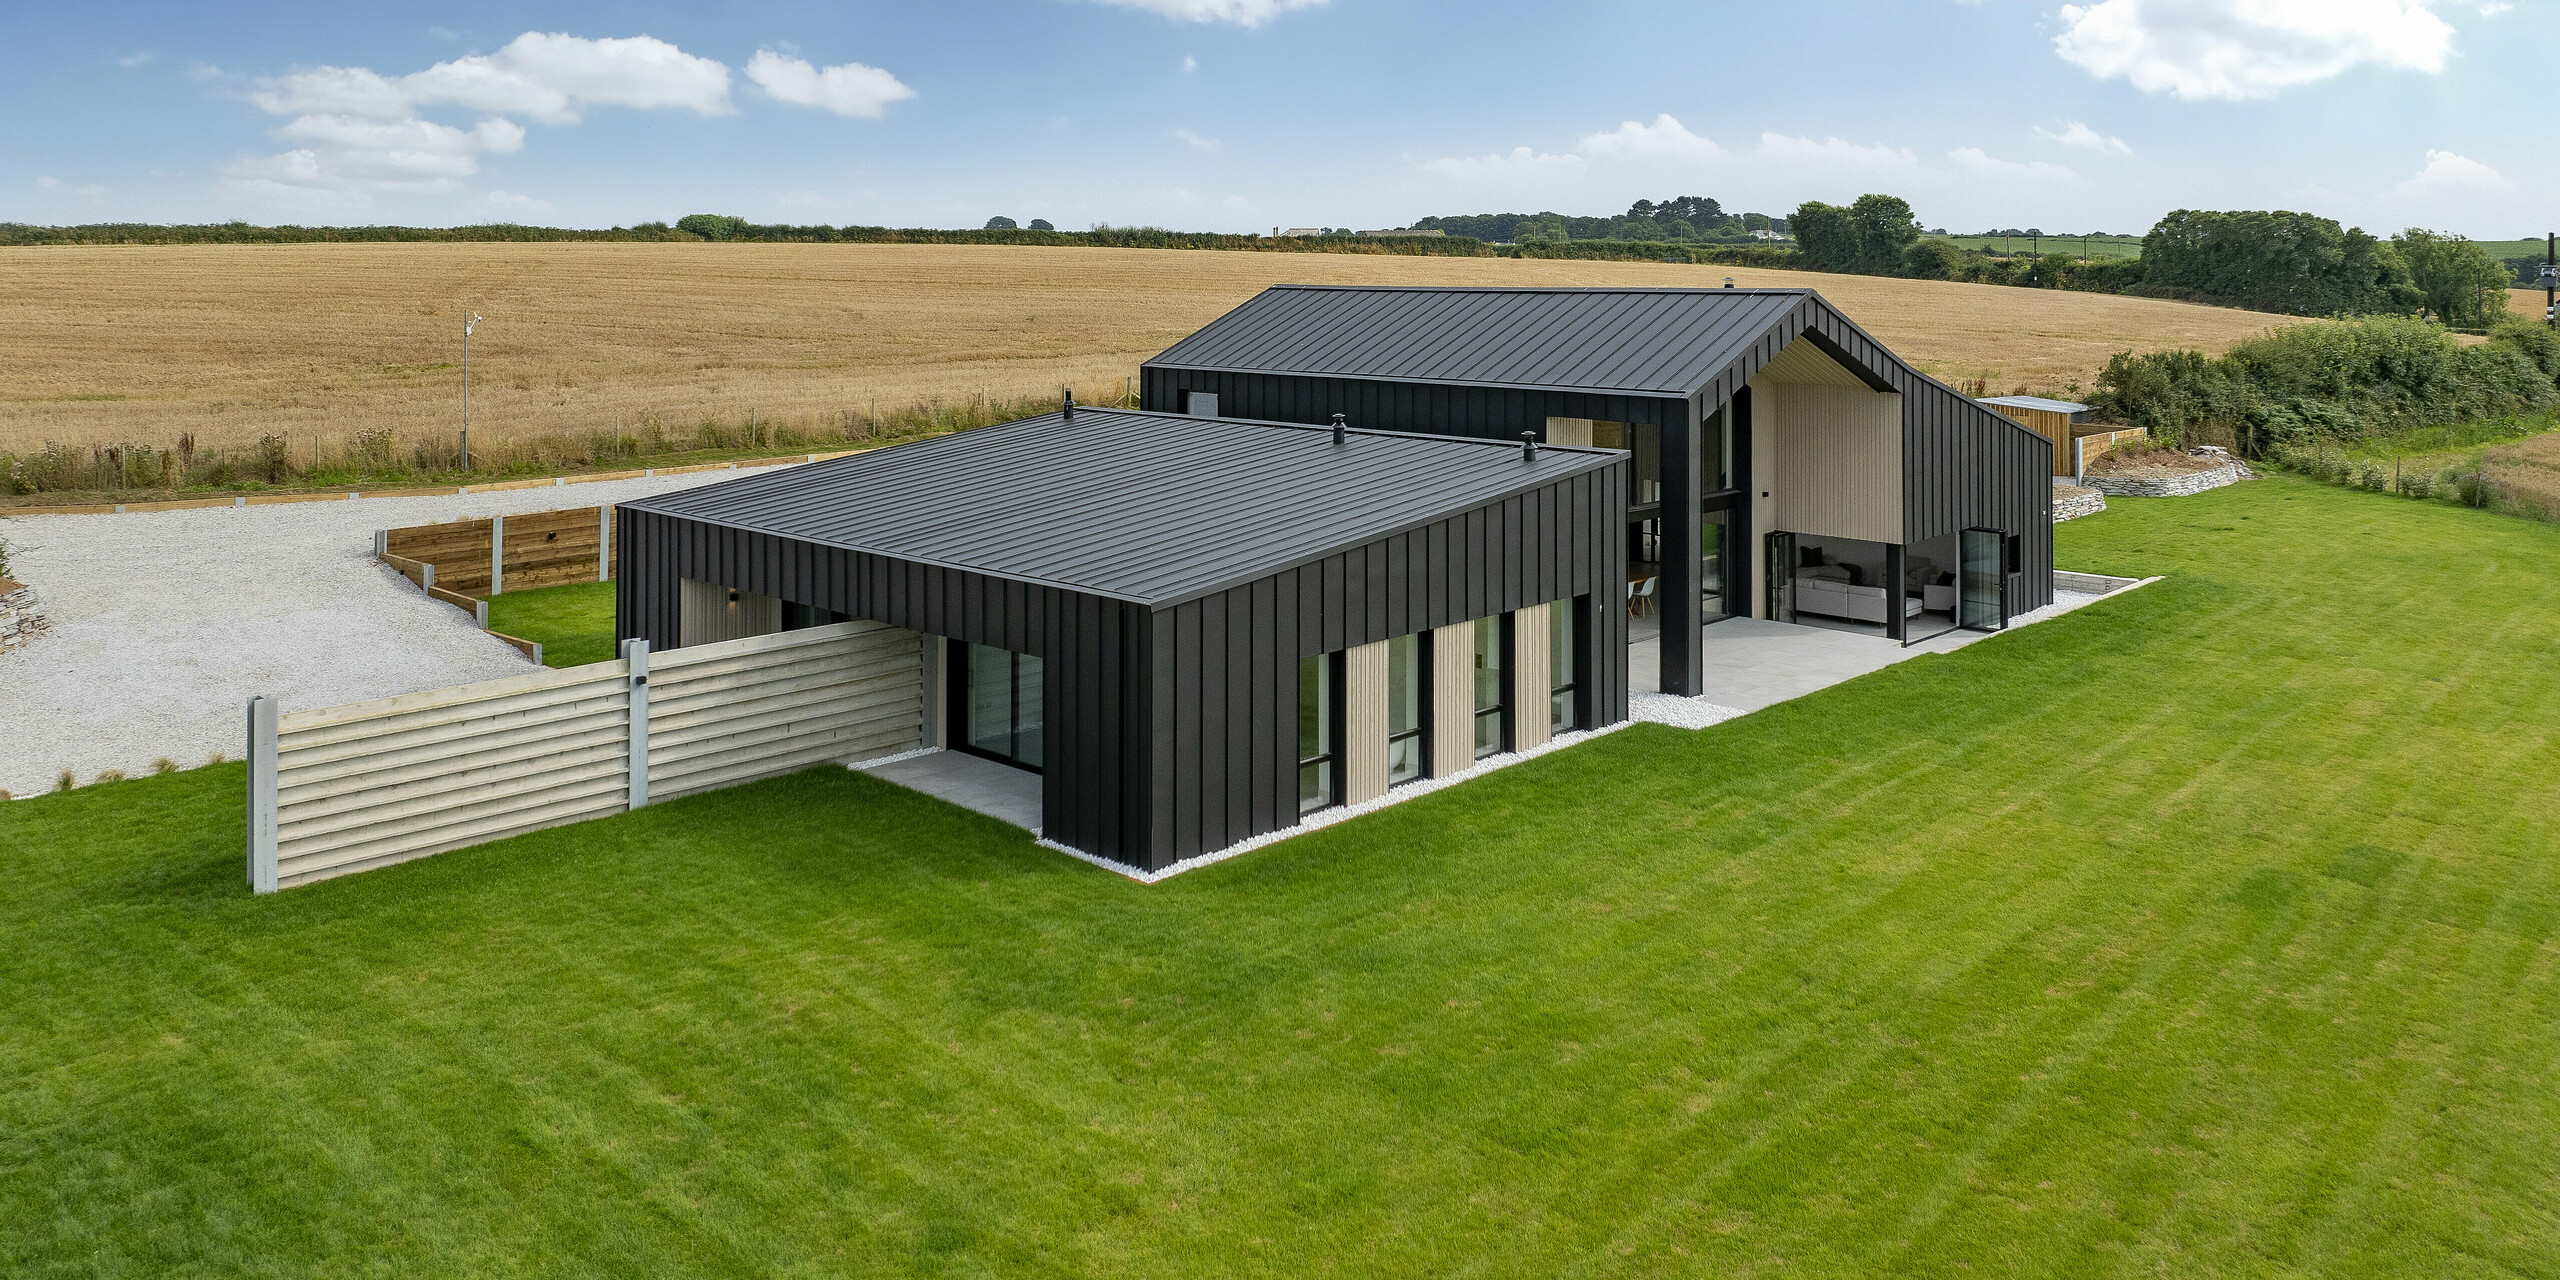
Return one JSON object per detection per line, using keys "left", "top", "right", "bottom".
{"left": 482, "top": 580, "right": 617, "bottom": 668}
{"left": 2, "top": 475, "right": 2555, "bottom": 1276}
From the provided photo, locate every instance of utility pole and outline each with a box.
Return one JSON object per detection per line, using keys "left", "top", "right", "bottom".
{"left": 461, "top": 310, "right": 483, "bottom": 471}
{"left": 2544, "top": 232, "right": 2555, "bottom": 329}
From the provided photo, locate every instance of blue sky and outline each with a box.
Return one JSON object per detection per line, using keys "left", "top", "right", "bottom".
{"left": 5, "top": 1, "right": 2549, "bottom": 238}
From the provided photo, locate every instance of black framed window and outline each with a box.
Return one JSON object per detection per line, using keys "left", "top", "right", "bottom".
{"left": 953, "top": 640, "right": 1043, "bottom": 772}
{"left": 1471, "top": 614, "right": 1509, "bottom": 760}
{"left": 1298, "top": 652, "right": 1342, "bottom": 814}
{"left": 1386, "top": 632, "right": 1428, "bottom": 786}
{"left": 1549, "top": 599, "right": 1580, "bottom": 733}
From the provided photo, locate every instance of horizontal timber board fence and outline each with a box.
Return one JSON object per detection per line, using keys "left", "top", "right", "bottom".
{"left": 243, "top": 620, "right": 926, "bottom": 892}
{"left": 380, "top": 504, "right": 617, "bottom": 597}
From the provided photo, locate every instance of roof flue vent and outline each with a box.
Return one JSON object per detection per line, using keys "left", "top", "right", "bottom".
{"left": 1520, "top": 430, "right": 1539, "bottom": 462}
{"left": 1062, "top": 388, "right": 1076, "bottom": 421}
{"left": 1331, "top": 413, "right": 1347, "bottom": 446}
{"left": 1724, "top": 276, "right": 1736, "bottom": 289}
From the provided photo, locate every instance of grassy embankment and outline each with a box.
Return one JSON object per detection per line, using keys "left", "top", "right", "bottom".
{"left": 4, "top": 475, "right": 2556, "bottom": 1276}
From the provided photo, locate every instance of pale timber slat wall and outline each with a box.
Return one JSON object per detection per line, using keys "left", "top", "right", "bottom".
{"left": 1429, "top": 625, "right": 1474, "bottom": 778}
{"left": 1510, "top": 602, "right": 1552, "bottom": 753}
{"left": 645, "top": 621, "right": 924, "bottom": 803}
{"left": 253, "top": 620, "right": 925, "bottom": 892}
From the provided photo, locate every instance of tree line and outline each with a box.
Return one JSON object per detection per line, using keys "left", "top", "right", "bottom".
{"left": 1413, "top": 198, "right": 1789, "bottom": 246}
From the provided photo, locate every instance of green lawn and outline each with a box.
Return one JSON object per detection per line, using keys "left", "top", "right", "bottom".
{"left": 5, "top": 475, "right": 2557, "bottom": 1276}
{"left": 482, "top": 579, "right": 617, "bottom": 667}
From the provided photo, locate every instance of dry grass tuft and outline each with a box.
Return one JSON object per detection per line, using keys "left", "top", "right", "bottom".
{"left": 1, "top": 243, "right": 2293, "bottom": 462}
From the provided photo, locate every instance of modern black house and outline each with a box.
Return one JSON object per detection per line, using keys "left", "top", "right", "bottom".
{"left": 1141, "top": 286, "right": 2055, "bottom": 691}
{"left": 616, "top": 407, "right": 1628, "bottom": 872}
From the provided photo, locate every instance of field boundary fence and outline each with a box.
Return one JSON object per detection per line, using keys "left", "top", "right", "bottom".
{"left": 1, "top": 451, "right": 856, "bottom": 519}
{"left": 244, "top": 619, "right": 928, "bottom": 892}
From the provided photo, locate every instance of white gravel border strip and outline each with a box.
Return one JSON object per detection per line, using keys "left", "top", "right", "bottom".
{"left": 1038, "top": 719, "right": 1644, "bottom": 883}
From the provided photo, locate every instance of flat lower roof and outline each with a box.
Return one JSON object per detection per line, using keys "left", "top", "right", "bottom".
{"left": 618, "top": 407, "right": 1621, "bottom": 607}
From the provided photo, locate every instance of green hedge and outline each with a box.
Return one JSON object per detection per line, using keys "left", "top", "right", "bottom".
{"left": 0, "top": 220, "right": 1491, "bottom": 257}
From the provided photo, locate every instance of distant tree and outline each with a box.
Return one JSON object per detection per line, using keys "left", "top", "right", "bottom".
{"left": 1027, "top": 218, "right": 1055, "bottom": 232}
{"left": 1792, "top": 194, "right": 1921, "bottom": 274}
{"left": 2141, "top": 210, "right": 2417, "bottom": 315}
{"left": 984, "top": 216, "right": 1018, "bottom": 230}
{"left": 1742, "top": 212, "right": 1772, "bottom": 233}
{"left": 1903, "top": 238, "right": 1965, "bottom": 281}
{"left": 2395, "top": 229, "right": 2514, "bottom": 328}
{"left": 676, "top": 213, "right": 748, "bottom": 241}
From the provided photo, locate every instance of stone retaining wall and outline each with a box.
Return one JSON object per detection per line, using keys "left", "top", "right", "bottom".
{"left": 2081, "top": 461, "right": 2252, "bottom": 498}
{"left": 2053, "top": 481, "right": 2107, "bottom": 522}
{"left": 0, "top": 579, "right": 45, "bottom": 652}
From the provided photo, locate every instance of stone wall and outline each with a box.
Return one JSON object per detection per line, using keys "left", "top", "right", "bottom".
{"left": 2081, "top": 461, "right": 2252, "bottom": 498}
{"left": 0, "top": 579, "right": 45, "bottom": 652}
{"left": 2053, "top": 480, "right": 2107, "bottom": 522}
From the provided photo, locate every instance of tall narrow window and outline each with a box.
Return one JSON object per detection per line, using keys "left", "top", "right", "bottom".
{"left": 1298, "top": 653, "right": 1340, "bottom": 814}
{"left": 956, "top": 641, "right": 1044, "bottom": 772}
{"left": 1549, "top": 600, "right": 1579, "bottom": 733}
{"left": 1386, "top": 632, "right": 1427, "bottom": 786}
{"left": 1472, "top": 614, "right": 1508, "bottom": 759}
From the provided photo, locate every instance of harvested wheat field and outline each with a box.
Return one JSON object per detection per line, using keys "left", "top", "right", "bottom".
{"left": 0, "top": 242, "right": 2293, "bottom": 455}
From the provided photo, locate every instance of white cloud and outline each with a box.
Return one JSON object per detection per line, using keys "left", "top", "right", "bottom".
{"left": 2391, "top": 147, "right": 2509, "bottom": 195}
{"left": 487, "top": 190, "right": 552, "bottom": 215}
{"left": 2033, "top": 120, "right": 2131, "bottom": 155}
{"left": 1182, "top": 54, "right": 1199, "bottom": 73}
{"left": 117, "top": 50, "right": 153, "bottom": 69}
{"left": 744, "top": 50, "right": 914, "bottom": 118}
{"left": 1079, "top": 0, "right": 1326, "bottom": 27}
{"left": 1417, "top": 145, "right": 1586, "bottom": 183}
{"left": 1171, "top": 127, "right": 1223, "bottom": 153}
{"left": 2053, "top": 0, "right": 2456, "bottom": 101}
{"left": 1578, "top": 115, "right": 1731, "bottom": 166}
{"left": 234, "top": 32, "right": 781, "bottom": 207}
{"left": 36, "top": 176, "right": 108, "bottom": 198}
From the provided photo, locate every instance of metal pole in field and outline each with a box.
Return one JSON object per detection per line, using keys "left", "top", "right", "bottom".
{"left": 461, "top": 310, "right": 483, "bottom": 471}
{"left": 2544, "top": 232, "right": 2555, "bottom": 329}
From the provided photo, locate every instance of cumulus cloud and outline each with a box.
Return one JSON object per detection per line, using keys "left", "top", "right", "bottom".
{"left": 2392, "top": 148, "right": 2509, "bottom": 195}
{"left": 2033, "top": 120, "right": 2131, "bottom": 154}
{"left": 487, "top": 190, "right": 552, "bottom": 215}
{"left": 1170, "top": 127, "right": 1223, "bottom": 153}
{"left": 744, "top": 50, "right": 914, "bottom": 118}
{"left": 229, "top": 32, "right": 876, "bottom": 210}
{"left": 1417, "top": 145, "right": 1586, "bottom": 183}
{"left": 1578, "top": 115, "right": 1731, "bottom": 166}
{"left": 1079, "top": 0, "right": 1326, "bottom": 27}
{"left": 2053, "top": 0, "right": 2456, "bottom": 101}
{"left": 36, "top": 176, "right": 109, "bottom": 198}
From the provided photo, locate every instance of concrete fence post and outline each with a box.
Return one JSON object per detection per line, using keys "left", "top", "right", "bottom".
{"left": 245, "top": 695, "right": 279, "bottom": 894}
{"left": 475, "top": 599, "right": 489, "bottom": 630}
{"left": 421, "top": 562, "right": 435, "bottom": 595}
{"left": 373, "top": 529, "right": 388, "bottom": 557}
{"left": 624, "top": 638, "right": 651, "bottom": 811}
{"left": 598, "top": 505, "right": 613, "bottom": 582}
{"left": 489, "top": 514, "right": 506, "bottom": 596}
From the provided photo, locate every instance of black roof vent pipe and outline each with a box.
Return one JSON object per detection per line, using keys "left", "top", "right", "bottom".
{"left": 1331, "top": 413, "right": 1347, "bottom": 445}
{"left": 1520, "top": 430, "right": 1539, "bottom": 461}
{"left": 1724, "top": 276, "right": 1736, "bottom": 289}
{"left": 1062, "top": 388, "right": 1076, "bottom": 421}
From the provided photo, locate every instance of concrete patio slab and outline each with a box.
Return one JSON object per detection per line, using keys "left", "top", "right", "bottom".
{"left": 853, "top": 749, "right": 1042, "bottom": 832}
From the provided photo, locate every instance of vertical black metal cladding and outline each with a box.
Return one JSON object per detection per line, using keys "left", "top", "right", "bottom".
{"left": 1140, "top": 462, "right": 1626, "bottom": 867}
{"left": 616, "top": 459, "right": 1628, "bottom": 874}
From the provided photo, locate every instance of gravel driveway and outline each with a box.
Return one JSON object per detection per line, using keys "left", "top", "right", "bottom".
{"left": 0, "top": 471, "right": 765, "bottom": 799}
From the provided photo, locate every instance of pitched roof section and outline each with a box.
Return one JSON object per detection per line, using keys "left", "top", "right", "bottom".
{"left": 618, "top": 408, "right": 1620, "bottom": 608}
{"left": 1146, "top": 285, "right": 1821, "bottom": 397}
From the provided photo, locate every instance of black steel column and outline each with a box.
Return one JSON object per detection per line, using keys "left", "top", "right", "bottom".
{"left": 1658, "top": 398, "right": 1705, "bottom": 696}
{"left": 1886, "top": 543, "right": 1907, "bottom": 644}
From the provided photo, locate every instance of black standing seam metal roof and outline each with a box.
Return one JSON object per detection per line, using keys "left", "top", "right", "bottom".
{"left": 618, "top": 408, "right": 1621, "bottom": 608}
{"left": 1146, "top": 285, "right": 1819, "bottom": 397}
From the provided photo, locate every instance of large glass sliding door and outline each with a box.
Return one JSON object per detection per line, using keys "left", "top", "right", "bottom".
{"left": 956, "top": 641, "right": 1044, "bottom": 771}
{"left": 1701, "top": 507, "right": 1731, "bottom": 621}
{"left": 1764, "top": 531, "right": 1797, "bottom": 624}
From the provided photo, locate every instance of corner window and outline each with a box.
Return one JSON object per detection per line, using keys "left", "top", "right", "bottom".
{"left": 1386, "top": 633, "right": 1427, "bottom": 786}
{"left": 955, "top": 641, "right": 1043, "bottom": 773}
{"left": 1298, "top": 653, "right": 1341, "bottom": 814}
{"left": 1472, "top": 614, "right": 1508, "bottom": 759}
{"left": 1182, "top": 390, "right": 1220, "bottom": 418}
{"left": 1549, "top": 600, "right": 1579, "bottom": 733}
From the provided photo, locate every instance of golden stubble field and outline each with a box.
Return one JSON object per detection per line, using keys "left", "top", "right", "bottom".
{"left": 0, "top": 242, "right": 2302, "bottom": 454}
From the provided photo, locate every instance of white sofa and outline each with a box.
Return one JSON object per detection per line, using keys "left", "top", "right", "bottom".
{"left": 1794, "top": 570, "right": 1922, "bottom": 624}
